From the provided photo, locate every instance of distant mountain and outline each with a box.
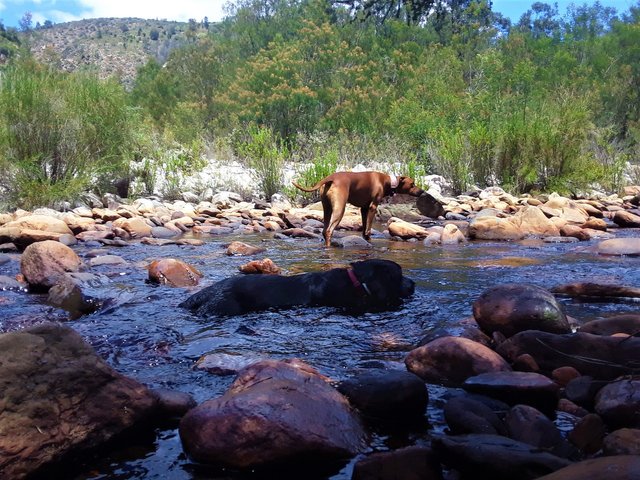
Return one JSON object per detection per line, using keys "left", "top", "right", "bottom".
{"left": 24, "top": 17, "right": 213, "bottom": 88}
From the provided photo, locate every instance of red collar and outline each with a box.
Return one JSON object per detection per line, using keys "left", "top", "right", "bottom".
{"left": 347, "top": 268, "right": 371, "bottom": 296}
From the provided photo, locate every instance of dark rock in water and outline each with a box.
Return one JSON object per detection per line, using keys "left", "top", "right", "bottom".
{"left": 496, "top": 331, "right": 640, "bottom": 379}
{"left": 151, "top": 226, "right": 181, "bottom": 239}
{"left": 552, "top": 282, "right": 640, "bottom": 300}
{"left": 443, "top": 395, "right": 507, "bottom": 436}
{"left": 505, "top": 404, "right": 576, "bottom": 458}
{"left": 603, "top": 428, "right": 640, "bottom": 455}
{"left": 150, "top": 388, "right": 197, "bottom": 417}
{"left": 473, "top": 283, "right": 570, "bottom": 337}
{"left": 416, "top": 192, "right": 445, "bottom": 219}
{"left": 463, "top": 371, "right": 560, "bottom": 415}
{"left": 179, "top": 359, "right": 365, "bottom": 469}
{"left": 564, "top": 375, "right": 608, "bottom": 410}
{"left": 431, "top": 433, "right": 571, "bottom": 480}
{"left": 535, "top": 455, "right": 640, "bottom": 480}
{"left": 0, "top": 323, "right": 157, "bottom": 479}
{"left": 568, "top": 413, "right": 606, "bottom": 454}
{"left": 337, "top": 370, "right": 428, "bottom": 423}
{"left": 579, "top": 313, "right": 640, "bottom": 336}
{"left": 352, "top": 445, "right": 443, "bottom": 480}
{"left": 595, "top": 378, "right": 640, "bottom": 429}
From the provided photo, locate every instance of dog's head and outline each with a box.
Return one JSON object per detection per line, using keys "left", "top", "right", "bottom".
{"left": 394, "top": 176, "right": 424, "bottom": 197}
{"left": 350, "top": 259, "right": 415, "bottom": 311}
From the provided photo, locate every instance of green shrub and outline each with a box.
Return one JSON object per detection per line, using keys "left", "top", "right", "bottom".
{"left": 234, "top": 126, "right": 287, "bottom": 199}
{"left": 0, "top": 59, "right": 138, "bottom": 209}
{"left": 291, "top": 147, "right": 338, "bottom": 201}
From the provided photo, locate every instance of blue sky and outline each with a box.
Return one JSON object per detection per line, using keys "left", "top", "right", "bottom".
{"left": 0, "top": 0, "right": 636, "bottom": 29}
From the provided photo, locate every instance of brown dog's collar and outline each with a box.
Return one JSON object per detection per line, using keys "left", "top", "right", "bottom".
{"left": 347, "top": 268, "right": 371, "bottom": 296}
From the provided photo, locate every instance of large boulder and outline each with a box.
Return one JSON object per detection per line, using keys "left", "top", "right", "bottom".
{"left": 3, "top": 214, "right": 73, "bottom": 235}
{"left": 179, "top": 359, "right": 366, "bottom": 469}
{"left": 497, "top": 331, "right": 640, "bottom": 379}
{"left": 20, "top": 240, "right": 81, "bottom": 291}
{"left": 416, "top": 192, "right": 446, "bottom": 219}
{"left": 0, "top": 324, "right": 157, "bottom": 479}
{"left": 432, "top": 433, "right": 571, "bottom": 479}
{"left": 510, "top": 206, "right": 560, "bottom": 237}
{"left": 472, "top": 284, "right": 570, "bottom": 337}
{"left": 536, "top": 456, "right": 640, "bottom": 480}
{"left": 405, "top": 336, "right": 511, "bottom": 386}
{"left": 468, "top": 216, "right": 525, "bottom": 241}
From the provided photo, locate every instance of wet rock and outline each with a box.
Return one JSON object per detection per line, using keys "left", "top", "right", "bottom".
{"left": 238, "top": 258, "right": 281, "bottom": 274}
{"left": 331, "top": 235, "right": 373, "bottom": 248}
{"left": 497, "top": 331, "right": 640, "bottom": 379}
{"left": 510, "top": 206, "right": 560, "bottom": 237}
{"left": 505, "top": 404, "right": 574, "bottom": 457}
{"left": 405, "top": 336, "right": 511, "bottom": 386}
{"left": 551, "top": 366, "right": 581, "bottom": 387}
{"left": 432, "top": 433, "right": 571, "bottom": 480}
{"left": 112, "top": 217, "right": 152, "bottom": 238}
{"left": 472, "top": 283, "right": 570, "bottom": 337}
{"left": 463, "top": 371, "right": 560, "bottom": 414}
{"left": 0, "top": 323, "right": 157, "bottom": 479}
{"left": 535, "top": 455, "right": 640, "bottom": 480}
{"left": 440, "top": 223, "right": 466, "bottom": 244}
{"left": 150, "top": 388, "right": 197, "bottom": 417}
{"left": 468, "top": 215, "right": 524, "bottom": 241}
{"left": 603, "top": 428, "right": 640, "bottom": 455}
{"left": 595, "top": 238, "right": 640, "bottom": 256}
{"left": 147, "top": 259, "right": 203, "bottom": 287}
{"left": 179, "top": 359, "right": 366, "bottom": 469}
{"left": 387, "top": 218, "right": 430, "bottom": 240}
{"left": 567, "top": 413, "right": 606, "bottom": 454}
{"left": 352, "top": 445, "right": 443, "bottom": 480}
{"left": 416, "top": 192, "right": 446, "bottom": 219}
{"left": 225, "top": 240, "right": 267, "bottom": 255}
{"left": 0, "top": 275, "right": 24, "bottom": 290}
{"left": 195, "top": 352, "right": 265, "bottom": 376}
{"left": 336, "top": 370, "right": 428, "bottom": 423}
{"left": 88, "top": 254, "right": 128, "bottom": 267}
{"left": 581, "top": 217, "right": 607, "bottom": 230}
{"left": 613, "top": 210, "right": 640, "bottom": 227}
{"left": 579, "top": 314, "right": 640, "bottom": 335}
{"left": 47, "top": 273, "right": 108, "bottom": 318}
{"left": 151, "top": 226, "right": 181, "bottom": 238}
{"left": 20, "top": 240, "right": 81, "bottom": 291}
{"left": 76, "top": 229, "right": 115, "bottom": 242}
{"left": 2, "top": 214, "right": 73, "bottom": 236}
{"left": 551, "top": 282, "right": 640, "bottom": 300}
{"left": 560, "top": 224, "right": 591, "bottom": 240}
{"left": 594, "top": 378, "right": 640, "bottom": 429}
{"left": 443, "top": 395, "right": 507, "bottom": 435}
{"left": 564, "top": 375, "right": 608, "bottom": 409}
{"left": 279, "top": 227, "right": 321, "bottom": 239}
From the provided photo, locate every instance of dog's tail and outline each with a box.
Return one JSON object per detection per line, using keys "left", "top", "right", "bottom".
{"left": 292, "top": 179, "right": 326, "bottom": 192}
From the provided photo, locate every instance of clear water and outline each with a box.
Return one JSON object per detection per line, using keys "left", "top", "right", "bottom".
{"left": 2, "top": 228, "right": 640, "bottom": 479}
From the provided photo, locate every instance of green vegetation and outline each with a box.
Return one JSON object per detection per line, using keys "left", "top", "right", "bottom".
{"left": 1, "top": 0, "right": 639, "bottom": 208}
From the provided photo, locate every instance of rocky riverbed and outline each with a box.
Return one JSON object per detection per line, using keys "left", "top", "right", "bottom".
{"left": 1, "top": 185, "right": 640, "bottom": 479}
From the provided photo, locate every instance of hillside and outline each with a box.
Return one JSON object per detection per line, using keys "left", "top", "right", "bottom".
{"left": 24, "top": 17, "right": 212, "bottom": 88}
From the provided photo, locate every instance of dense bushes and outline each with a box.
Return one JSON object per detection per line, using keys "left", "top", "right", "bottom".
{"left": 0, "top": 60, "right": 138, "bottom": 208}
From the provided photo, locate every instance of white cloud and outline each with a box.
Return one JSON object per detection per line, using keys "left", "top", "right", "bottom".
{"left": 77, "top": 0, "right": 226, "bottom": 23}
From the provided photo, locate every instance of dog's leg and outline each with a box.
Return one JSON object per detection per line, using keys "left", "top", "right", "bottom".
{"left": 323, "top": 195, "right": 346, "bottom": 247}
{"left": 361, "top": 203, "right": 377, "bottom": 240}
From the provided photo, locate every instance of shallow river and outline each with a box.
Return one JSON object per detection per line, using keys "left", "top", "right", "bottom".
{"left": 2, "top": 227, "right": 640, "bottom": 479}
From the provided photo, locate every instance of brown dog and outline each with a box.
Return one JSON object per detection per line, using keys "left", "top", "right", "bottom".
{"left": 293, "top": 171, "right": 424, "bottom": 246}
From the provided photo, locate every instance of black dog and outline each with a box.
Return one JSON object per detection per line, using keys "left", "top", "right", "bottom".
{"left": 180, "top": 259, "right": 415, "bottom": 316}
